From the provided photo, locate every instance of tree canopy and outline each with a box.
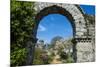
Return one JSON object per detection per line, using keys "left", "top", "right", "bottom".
{"left": 11, "top": 0, "right": 35, "bottom": 66}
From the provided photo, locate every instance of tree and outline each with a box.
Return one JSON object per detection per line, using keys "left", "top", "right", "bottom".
{"left": 11, "top": 0, "right": 35, "bottom": 66}
{"left": 39, "top": 40, "right": 44, "bottom": 45}
{"left": 50, "top": 36, "right": 63, "bottom": 47}
{"left": 63, "top": 39, "right": 73, "bottom": 53}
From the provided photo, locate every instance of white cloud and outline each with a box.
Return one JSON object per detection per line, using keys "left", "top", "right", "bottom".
{"left": 38, "top": 25, "right": 46, "bottom": 32}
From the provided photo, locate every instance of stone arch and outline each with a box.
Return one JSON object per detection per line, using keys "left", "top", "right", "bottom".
{"left": 26, "top": 2, "right": 95, "bottom": 65}
{"left": 35, "top": 5, "right": 76, "bottom": 37}
{"left": 31, "top": 2, "right": 88, "bottom": 63}
{"left": 33, "top": 2, "right": 87, "bottom": 39}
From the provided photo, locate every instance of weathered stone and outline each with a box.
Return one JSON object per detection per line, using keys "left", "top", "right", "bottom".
{"left": 35, "top": 2, "right": 87, "bottom": 37}
{"left": 30, "top": 2, "right": 95, "bottom": 64}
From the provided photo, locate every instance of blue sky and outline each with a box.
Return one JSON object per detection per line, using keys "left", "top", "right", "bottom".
{"left": 80, "top": 5, "right": 95, "bottom": 15}
{"left": 37, "top": 5, "right": 95, "bottom": 44}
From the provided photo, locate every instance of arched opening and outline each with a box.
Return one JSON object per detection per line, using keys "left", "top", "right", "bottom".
{"left": 35, "top": 5, "right": 76, "bottom": 38}
{"left": 33, "top": 5, "right": 78, "bottom": 64}
{"left": 37, "top": 14, "right": 73, "bottom": 44}
{"left": 31, "top": 5, "right": 82, "bottom": 64}
{"left": 34, "top": 14, "right": 75, "bottom": 64}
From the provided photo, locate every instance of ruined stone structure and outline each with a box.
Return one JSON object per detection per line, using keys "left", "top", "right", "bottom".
{"left": 26, "top": 2, "right": 95, "bottom": 64}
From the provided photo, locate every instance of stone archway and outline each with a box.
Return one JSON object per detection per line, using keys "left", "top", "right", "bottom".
{"left": 34, "top": 2, "right": 87, "bottom": 38}
{"left": 26, "top": 2, "right": 95, "bottom": 65}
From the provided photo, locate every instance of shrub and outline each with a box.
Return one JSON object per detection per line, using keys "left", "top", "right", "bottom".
{"left": 11, "top": 0, "right": 35, "bottom": 66}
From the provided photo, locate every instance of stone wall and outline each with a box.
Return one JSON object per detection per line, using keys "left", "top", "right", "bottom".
{"left": 34, "top": 2, "right": 95, "bottom": 63}
{"left": 76, "top": 41, "right": 95, "bottom": 62}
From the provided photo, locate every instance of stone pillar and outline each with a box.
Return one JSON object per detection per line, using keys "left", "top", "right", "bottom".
{"left": 76, "top": 38, "right": 95, "bottom": 62}
{"left": 25, "top": 37, "right": 38, "bottom": 65}
{"left": 72, "top": 38, "right": 77, "bottom": 62}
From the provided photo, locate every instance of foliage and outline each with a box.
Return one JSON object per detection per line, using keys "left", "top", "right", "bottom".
{"left": 66, "top": 53, "right": 74, "bottom": 63}
{"left": 60, "top": 51, "right": 74, "bottom": 63}
{"left": 33, "top": 48, "right": 43, "bottom": 65}
{"left": 33, "top": 60, "right": 44, "bottom": 65}
{"left": 33, "top": 48, "right": 53, "bottom": 64}
{"left": 50, "top": 36, "right": 63, "bottom": 47}
{"left": 51, "top": 52, "right": 55, "bottom": 57}
{"left": 60, "top": 51, "right": 67, "bottom": 60}
{"left": 47, "top": 55, "right": 53, "bottom": 63}
{"left": 11, "top": 0, "right": 35, "bottom": 66}
{"left": 11, "top": 48, "right": 27, "bottom": 66}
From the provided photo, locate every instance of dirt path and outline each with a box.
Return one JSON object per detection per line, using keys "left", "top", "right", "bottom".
{"left": 51, "top": 54, "right": 62, "bottom": 64}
